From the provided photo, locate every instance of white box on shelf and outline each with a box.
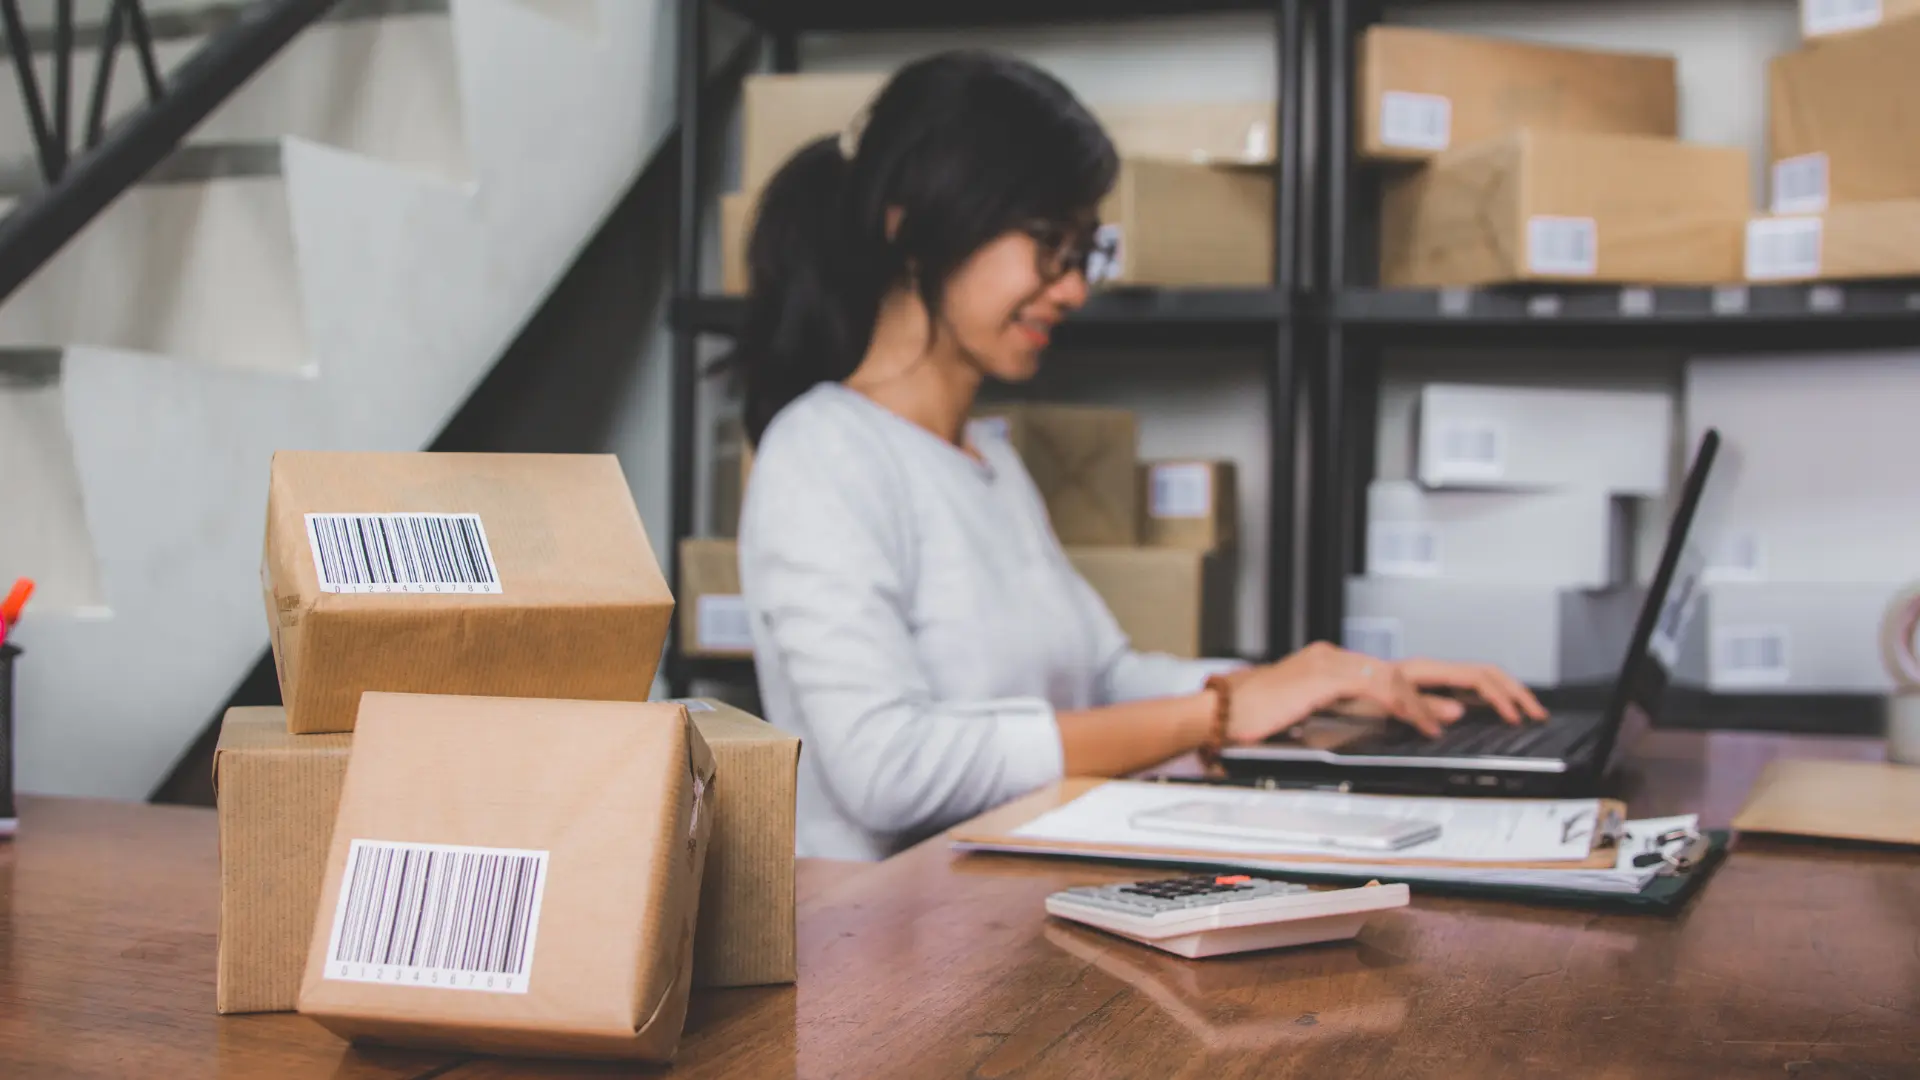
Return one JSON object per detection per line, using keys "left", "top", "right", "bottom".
{"left": 1669, "top": 581, "right": 1900, "bottom": 694}
{"left": 1687, "top": 351, "right": 1920, "bottom": 583}
{"left": 1366, "top": 481, "right": 1632, "bottom": 588}
{"left": 1414, "top": 384, "right": 1672, "bottom": 495}
{"left": 1342, "top": 577, "right": 1644, "bottom": 688}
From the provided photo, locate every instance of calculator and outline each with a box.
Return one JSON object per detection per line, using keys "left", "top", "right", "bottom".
{"left": 1045, "top": 874, "right": 1410, "bottom": 958}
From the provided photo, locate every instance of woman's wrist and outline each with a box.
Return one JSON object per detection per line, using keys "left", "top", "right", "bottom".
{"left": 1178, "top": 687, "right": 1221, "bottom": 749}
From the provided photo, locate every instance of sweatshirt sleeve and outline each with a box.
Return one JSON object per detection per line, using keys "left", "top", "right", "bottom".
{"left": 738, "top": 414, "right": 1064, "bottom": 839}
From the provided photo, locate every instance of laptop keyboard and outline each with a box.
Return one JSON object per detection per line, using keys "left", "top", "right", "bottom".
{"left": 1356, "top": 709, "right": 1603, "bottom": 760}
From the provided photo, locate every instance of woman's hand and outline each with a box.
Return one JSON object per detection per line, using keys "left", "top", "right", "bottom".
{"left": 1216, "top": 644, "right": 1548, "bottom": 746}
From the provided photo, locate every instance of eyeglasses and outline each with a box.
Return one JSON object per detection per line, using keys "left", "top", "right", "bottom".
{"left": 1022, "top": 220, "right": 1120, "bottom": 286}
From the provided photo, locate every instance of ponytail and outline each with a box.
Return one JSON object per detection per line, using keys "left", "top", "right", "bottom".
{"left": 727, "top": 137, "right": 875, "bottom": 445}
{"left": 721, "top": 52, "right": 1118, "bottom": 445}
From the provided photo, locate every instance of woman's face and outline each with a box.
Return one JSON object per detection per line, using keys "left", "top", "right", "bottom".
{"left": 934, "top": 226, "right": 1094, "bottom": 383}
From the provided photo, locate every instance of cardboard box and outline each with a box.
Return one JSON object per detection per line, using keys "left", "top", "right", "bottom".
{"left": 1357, "top": 26, "right": 1676, "bottom": 163}
{"left": 1745, "top": 201, "right": 1920, "bottom": 282}
{"left": 741, "top": 71, "right": 1277, "bottom": 193}
{"left": 1382, "top": 131, "right": 1749, "bottom": 287}
{"left": 298, "top": 693, "right": 715, "bottom": 1062}
{"left": 263, "top": 453, "right": 672, "bottom": 734}
{"left": 214, "top": 699, "right": 794, "bottom": 1015}
{"left": 971, "top": 405, "right": 1138, "bottom": 546}
{"left": 214, "top": 708, "right": 350, "bottom": 1015}
{"left": 1097, "top": 158, "right": 1273, "bottom": 286}
{"left": 1068, "top": 547, "right": 1235, "bottom": 659}
{"left": 1414, "top": 384, "right": 1673, "bottom": 496}
{"left": 721, "top": 192, "right": 752, "bottom": 296}
{"left": 1769, "top": 19, "right": 1920, "bottom": 212}
{"left": 1344, "top": 578, "right": 1642, "bottom": 688}
{"left": 1669, "top": 582, "right": 1899, "bottom": 693}
{"left": 673, "top": 698, "right": 800, "bottom": 988}
{"left": 679, "top": 537, "right": 750, "bottom": 658}
{"left": 1366, "top": 481, "right": 1631, "bottom": 589}
{"left": 1138, "top": 460, "right": 1238, "bottom": 552}
{"left": 1800, "top": 0, "right": 1920, "bottom": 39}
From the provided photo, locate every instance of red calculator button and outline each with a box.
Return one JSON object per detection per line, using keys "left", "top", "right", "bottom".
{"left": 1214, "top": 875, "right": 1252, "bottom": 886}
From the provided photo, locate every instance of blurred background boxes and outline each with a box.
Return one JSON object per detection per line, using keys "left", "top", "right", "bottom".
{"left": 1381, "top": 131, "right": 1748, "bottom": 287}
{"left": 1671, "top": 582, "right": 1899, "bottom": 693}
{"left": 678, "top": 538, "right": 750, "bottom": 659}
{"left": 1138, "top": 460, "right": 1238, "bottom": 553}
{"left": 1800, "top": 0, "right": 1920, "bottom": 39}
{"left": 1413, "top": 384, "right": 1673, "bottom": 496}
{"left": 1366, "top": 481, "right": 1631, "bottom": 589}
{"left": 1344, "top": 578, "right": 1643, "bottom": 688}
{"left": 1745, "top": 201, "right": 1920, "bottom": 282}
{"left": 1068, "top": 547, "right": 1235, "bottom": 659}
{"left": 1357, "top": 26, "right": 1677, "bottom": 163}
{"left": 1768, "top": 17, "right": 1920, "bottom": 212}
{"left": 972, "top": 405, "right": 1139, "bottom": 546}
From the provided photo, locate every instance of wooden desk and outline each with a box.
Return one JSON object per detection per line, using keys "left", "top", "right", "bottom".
{"left": 4, "top": 732, "right": 1915, "bottom": 1079}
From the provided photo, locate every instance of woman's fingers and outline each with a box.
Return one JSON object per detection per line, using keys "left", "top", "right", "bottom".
{"left": 1399, "top": 659, "right": 1549, "bottom": 724}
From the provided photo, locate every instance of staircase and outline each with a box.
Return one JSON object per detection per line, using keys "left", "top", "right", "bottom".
{"left": 2, "top": 0, "right": 687, "bottom": 797}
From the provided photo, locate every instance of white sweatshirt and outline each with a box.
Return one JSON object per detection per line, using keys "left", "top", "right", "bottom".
{"left": 737, "top": 383, "right": 1238, "bottom": 860}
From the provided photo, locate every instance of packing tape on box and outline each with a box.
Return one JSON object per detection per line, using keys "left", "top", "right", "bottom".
{"left": 1878, "top": 583, "right": 1920, "bottom": 691}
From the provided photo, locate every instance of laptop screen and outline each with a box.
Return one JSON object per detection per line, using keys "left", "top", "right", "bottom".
{"left": 1590, "top": 428, "right": 1729, "bottom": 776}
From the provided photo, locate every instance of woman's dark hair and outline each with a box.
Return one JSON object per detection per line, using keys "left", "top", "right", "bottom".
{"left": 723, "top": 50, "right": 1118, "bottom": 444}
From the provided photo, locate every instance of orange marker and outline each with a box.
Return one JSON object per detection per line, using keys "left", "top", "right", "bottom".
{"left": 0, "top": 578, "right": 33, "bottom": 645}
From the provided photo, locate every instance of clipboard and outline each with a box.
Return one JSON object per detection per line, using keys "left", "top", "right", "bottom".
{"left": 951, "top": 779, "right": 1630, "bottom": 871}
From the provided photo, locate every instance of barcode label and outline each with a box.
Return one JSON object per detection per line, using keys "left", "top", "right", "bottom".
{"left": 1427, "top": 421, "right": 1507, "bottom": 483}
{"left": 305, "top": 513, "right": 501, "bottom": 594}
{"left": 1343, "top": 617, "right": 1404, "bottom": 661}
{"left": 696, "top": 594, "right": 754, "bottom": 652}
{"left": 1379, "top": 91, "right": 1451, "bottom": 151}
{"left": 1242, "top": 121, "right": 1271, "bottom": 162}
{"left": 1803, "top": 0, "right": 1882, "bottom": 36}
{"left": 1746, "top": 217, "right": 1823, "bottom": 281}
{"left": 324, "top": 840, "right": 548, "bottom": 993}
{"left": 1087, "top": 223, "right": 1124, "bottom": 284}
{"left": 1368, "top": 523, "right": 1441, "bottom": 578}
{"left": 1526, "top": 216, "right": 1598, "bottom": 276}
{"left": 1148, "top": 463, "right": 1213, "bottom": 519}
{"left": 1705, "top": 530, "right": 1765, "bottom": 583}
{"left": 1714, "top": 626, "right": 1791, "bottom": 687}
{"left": 1771, "top": 153, "right": 1829, "bottom": 214}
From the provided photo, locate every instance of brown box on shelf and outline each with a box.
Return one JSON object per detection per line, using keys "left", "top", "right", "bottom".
{"left": 971, "top": 405, "right": 1139, "bottom": 546}
{"left": 263, "top": 452, "right": 672, "bottom": 734}
{"left": 1769, "top": 18, "right": 1920, "bottom": 212}
{"left": 712, "top": 416, "right": 748, "bottom": 537}
{"left": 1745, "top": 201, "right": 1920, "bottom": 282}
{"left": 297, "top": 694, "right": 715, "bottom": 1063}
{"left": 1799, "top": 0, "right": 1920, "bottom": 40}
{"left": 721, "top": 192, "right": 752, "bottom": 296}
{"left": 679, "top": 538, "right": 751, "bottom": 658}
{"left": 675, "top": 698, "right": 800, "bottom": 988}
{"left": 1357, "top": 25, "right": 1677, "bottom": 163}
{"left": 1138, "top": 460, "right": 1239, "bottom": 553}
{"left": 1381, "top": 131, "right": 1750, "bottom": 287}
{"left": 1068, "top": 547, "right": 1234, "bottom": 659}
{"left": 1097, "top": 159, "right": 1273, "bottom": 287}
{"left": 214, "top": 707, "right": 350, "bottom": 1015}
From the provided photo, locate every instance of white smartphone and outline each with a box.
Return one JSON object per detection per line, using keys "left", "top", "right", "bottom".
{"left": 1130, "top": 799, "right": 1443, "bottom": 852}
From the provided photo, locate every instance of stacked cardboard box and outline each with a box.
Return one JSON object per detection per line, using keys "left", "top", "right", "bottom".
{"left": 1362, "top": 27, "right": 1749, "bottom": 288}
{"left": 217, "top": 452, "right": 801, "bottom": 1066}
{"left": 1748, "top": 16, "right": 1920, "bottom": 281}
{"left": 1675, "top": 353, "right": 1920, "bottom": 693}
{"left": 686, "top": 406, "right": 1238, "bottom": 661}
{"left": 1345, "top": 385, "right": 1671, "bottom": 687}
{"left": 720, "top": 71, "right": 1279, "bottom": 293}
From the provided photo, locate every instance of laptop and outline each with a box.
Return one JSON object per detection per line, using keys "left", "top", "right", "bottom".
{"left": 1221, "top": 428, "right": 1724, "bottom": 798}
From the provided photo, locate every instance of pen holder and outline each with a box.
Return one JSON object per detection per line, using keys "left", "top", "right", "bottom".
{"left": 1, "top": 644, "right": 16, "bottom": 830}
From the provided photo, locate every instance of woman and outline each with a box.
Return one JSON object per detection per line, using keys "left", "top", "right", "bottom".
{"left": 730, "top": 51, "right": 1545, "bottom": 861}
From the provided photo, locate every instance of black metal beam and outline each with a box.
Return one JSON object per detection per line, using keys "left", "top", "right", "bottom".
{"left": 0, "top": 0, "right": 343, "bottom": 307}
{"left": 665, "top": 0, "right": 707, "bottom": 698}
{"left": 715, "top": 0, "right": 1270, "bottom": 32}
{"left": 1265, "top": 0, "right": 1303, "bottom": 658}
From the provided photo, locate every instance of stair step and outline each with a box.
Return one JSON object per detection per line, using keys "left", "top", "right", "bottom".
{"left": 1, "top": 2, "right": 469, "bottom": 182}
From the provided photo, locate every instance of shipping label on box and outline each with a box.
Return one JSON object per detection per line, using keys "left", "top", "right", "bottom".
{"left": 263, "top": 452, "right": 673, "bottom": 734}
{"left": 1138, "top": 460, "right": 1239, "bottom": 552}
{"left": 1382, "top": 131, "right": 1749, "bottom": 287}
{"left": 1098, "top": 158, "right": 1273, "bottom": 287}
{"left": 298, "top": 694, "right": 715, "bottom": 1062}
{"left": 1358, "top": 25, "right": 1677, "bottom": 162}
{"left": 1068, "top": 546, "right": 1234, "bottom": 659}
{"left": 1770, "top": 20, "right": 1920, "bottom": 207}
{"left": 974, "top": 405, "right": 1139, "bottom": 546}
{"left": 1801, "top": 0, "right": 1920, "bottom": 38}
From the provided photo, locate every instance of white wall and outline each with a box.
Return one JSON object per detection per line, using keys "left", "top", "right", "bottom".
{"left": 780, "top": 1, "right": 1801, "bottom": 655}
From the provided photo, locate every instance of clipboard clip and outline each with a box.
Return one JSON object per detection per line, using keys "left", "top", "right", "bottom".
{"left": 1630, "top": 827, "right": 1710, "bottom": 874}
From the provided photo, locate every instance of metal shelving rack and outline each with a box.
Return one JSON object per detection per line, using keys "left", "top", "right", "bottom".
{"left": 665, "top": 0, "right": 1308, "bottom": 696}
{"left": 1306, "top": 0, "right": 1920, "bottom": 732}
